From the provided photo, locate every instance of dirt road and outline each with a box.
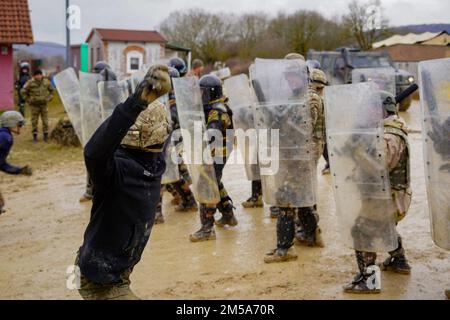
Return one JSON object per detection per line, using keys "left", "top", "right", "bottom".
{"left": 0, "top": 101, "right": 448, "bottom": 300}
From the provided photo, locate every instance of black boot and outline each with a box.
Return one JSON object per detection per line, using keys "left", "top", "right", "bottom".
{"left": 216, "top": 200, "right": 238, "bottom": 227}
{"left": 43, "top": 132, "right": 49, "bottom": 143}
{"left": 189, "top": 206, "right": 216, "bottom": 242}
{"left": 264, "top": 208, "right": 297, "bottom": 263}
{"left": 380, "top": 236, "right": 411, "bottom": 274}
{"left": 173, "top": 181, "right": 198, "bottom": 212}
{"left": 344, "top": 251, "right": 380, "bottom": 294}
{"left": 32, "top": 134, "right": 38, "bottom": 144}
{"left": 242, "top": 180, "right": 264, "bottom": 208}
{"left": 297, "top": 207, "right": 323, "bottom": 247}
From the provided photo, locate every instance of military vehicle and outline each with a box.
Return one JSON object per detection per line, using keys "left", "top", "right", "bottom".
{"left": 308, "top": 48, "right": 416, "bottom": 111}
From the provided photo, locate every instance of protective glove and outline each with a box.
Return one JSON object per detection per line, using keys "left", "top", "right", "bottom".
{"left": 133, "top": 65, "right": 172, "bottom": 110}
{"left": 20, "top": 166, "right": 33, "bottom": 176}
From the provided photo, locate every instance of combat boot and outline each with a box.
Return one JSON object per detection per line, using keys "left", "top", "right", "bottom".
{"left": 264, "top": 248, "right": 298, "bottom": 263}
{"left": 32, "top": 134, "right": 38, "bottom": 144}
{"left": 79, "top": 284, "right": 140, "bottom": 300}
{"left": 165, "top": 184, "right": 182, "bottom": 205}
{"left": 242, "top": 181, "right": 264, "bottom": 208}
{"left": 379, "top": 237, "right": 411, "bottom": 274}
{"left": 43, "top": 132, "right": 49, "bottom": 143}
{"left": 270, "top": 206, "right": 280, "bottom": 219}
{"left": 446, "top": 289, "right": 450, "bottom": 299}
{"left": 189, "top": 206, "right": 216, "bottom": 242}
{"left": 344, "top": 251, "right": 380, "bottom": 294}
{"left": 297, "top": 208, "right": 324, "bottom": 247}
{"left": 216, "top": 202, "right": 238, "bottom": 228}
{"left": 175, "top": 192, "right": 197, "bottom": 212}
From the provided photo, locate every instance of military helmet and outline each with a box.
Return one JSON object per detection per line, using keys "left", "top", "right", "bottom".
{"left": 168, "top": 67, "right": 180, "bottom": 79}
{"left": 380, "top": 90, "right": 397, "bottom": 114}
{"left": 199, "top": 74, "right": 223, "bottom": 105}
{"left": 306, "top": 59, "right": 322, "bottom": 70}
{"left": 310, "top": 69, "right": 328, "bottom": 89}
{"left": 284, "top": 53, "right": 305, "bottom": 61}
{"left": 168, "top": 57, "right": 187, "bottom": 77}
{"left": 93, "top": 61, "right": 110, "bottom": 74}
{"left": 1, "top": 111, "right": 25, "bottom": 128}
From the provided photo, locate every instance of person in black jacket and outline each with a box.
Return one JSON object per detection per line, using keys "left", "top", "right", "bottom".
{"left": 75, "top": 65, "right": 172, "bottom": 300}
{"left": 15, "top": 62, "right": 31, "bottom": 116}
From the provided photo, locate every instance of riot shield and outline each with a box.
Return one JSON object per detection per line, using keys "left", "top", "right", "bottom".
{"left": 352, "top": 67, "right": 396, "bottom": 95}
{"left": 250, "top": 58, "right": 316, "bottom": 208}
{"left": 324, "top": 82, "right": 397, "bottom": 252}
{"left": 224, "top": 74, "right": 260, "bottom": 181}
{"left": 419, "top": 58, "right": 450, "bottom": 250}
{"left": 172, "top": 77, "right": 220, "bottom": 204}
{"left": 79, "top": 72, "right": 103, "bottom": 145}
{"left": 53, "top": 68, "right": 83, "bottom": 143}
{"left": 98, "top": 80, "right": 130, "bottom": 120}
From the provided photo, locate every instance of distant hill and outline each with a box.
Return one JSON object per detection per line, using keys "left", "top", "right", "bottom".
{"left": 392, "top": 24, "right": 450, "bottom": 35}
{"left": 13, "top": 41, "right": 66, "bottom": 59}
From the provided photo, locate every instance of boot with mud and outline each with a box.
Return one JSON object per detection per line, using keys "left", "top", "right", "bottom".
{"left": 242, "top": 180, "right": 264, "bottom": 208}
{"left": 216, "top": 202, "right": 238, "bottom": 228}
{"left": 173, "top": 181, "right": 198, "bottom": 212}
{"left": 165, "top": 183, "right": 182, "bottom": 206}
{"left": 446, "top": 289, "right": 450, "bottom": 299}
{"left": 264, "top": 248, "right": 298, "bottom": 263}
{"left": 190, "top": 206, "right": 216, "bottom": 242}
{"left": 78, "top": 281, "right": 140, "bottom": 300}
{"left": 344, "top": 251, "right": 380, "bottom": 294}
{"left": 32, "top": 133, "right": 38, "bottom": 144}
{"left": 43, "top": 132, "right": 49, "bottom": 143}
{"left": 297, "top": 208, "right": 324, "bottom": 247}
{"left": 379, "top": 237, "right": 411, "bottom": 274}
{"left": 265, "top": 208, "right": 297, "bottom": 263}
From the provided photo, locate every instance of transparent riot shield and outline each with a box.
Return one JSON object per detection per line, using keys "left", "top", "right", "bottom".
{"left": 419, "top": 58, "right": 450, "bottom": 250}
{"left": 172, "top": 77, "right": 220, "bottom": 204}
{"left": 79, "top": 72, "right": 103, "bottom": 145}
{"left": 53, "top": 68, "right": 83, "bottom": 143}
{"left": 352, "top": 67, "right": 396, "bottom": 95}
{"left": 98, "top": 80, "right": 130, "bottom": 120}
{"left": 324, "top": 82, "right": 397, "bottom": 252}
{"left": 250, "top": 58, "right": 316, "bottom": 208}
{"left": 224, "top": 74, "right": 260, "bottom": 181}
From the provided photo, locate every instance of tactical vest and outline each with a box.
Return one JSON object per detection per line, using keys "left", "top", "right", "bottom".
{"left": 384, "top": 120, "right": 411, "bottom": 190}
{"left": 204, "top": 99, "right": 234, "bottom": 158}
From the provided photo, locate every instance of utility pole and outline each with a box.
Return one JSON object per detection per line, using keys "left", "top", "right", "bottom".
{"left": 66, "top": 0, "right": 71, "bottom": 68}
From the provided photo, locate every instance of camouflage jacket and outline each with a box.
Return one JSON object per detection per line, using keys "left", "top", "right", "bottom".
{"left": 204, "top": 98, "right": 234, "bottom": 159}
{"left": 307, "top": 87, "right": 325, "bottom": 160}
{"left": 21, "top": 78, "right": 54, "bottom": 106}
{"left": 384, "top": 115, "right": 412, "bottom": 220}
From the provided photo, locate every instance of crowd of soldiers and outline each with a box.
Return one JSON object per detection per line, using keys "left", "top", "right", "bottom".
{"left": 1, "top": 51, "right": 444, "bottom": 300}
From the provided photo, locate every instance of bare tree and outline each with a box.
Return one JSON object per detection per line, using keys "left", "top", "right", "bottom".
{"left": 343, "top": 0, "right": 389, "bottom": 50}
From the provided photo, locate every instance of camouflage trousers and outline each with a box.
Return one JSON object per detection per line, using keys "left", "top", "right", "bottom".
{"left": 30, "top": 104, "right": 49, "bottom": 135}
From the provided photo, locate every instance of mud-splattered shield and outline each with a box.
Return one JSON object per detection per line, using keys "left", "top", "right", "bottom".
{"left": 172, "top": 77, "right": 220, "bottom": 205}
{"left": 352, "top": 67, "right": 396, "bottom": 95}
{"left": 419, "top": 58, "right": 450, "bottom": 250}
{"left": 250, "top": 58, "right": 316, "bottom": 208}
{"left": 224, "top": 74, "right": 260, "bottom": 181}
{"left": 53, "top": 68, "right": 83, "bottom": 144}
{"left": 324, "top": 82, "right": 397, "bottom": 252}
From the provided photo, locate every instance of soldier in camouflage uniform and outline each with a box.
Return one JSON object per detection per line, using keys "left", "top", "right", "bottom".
{"left": 344, "top": 91, "right": 412, "bottom": 294}
{"left": 294, "top": 68, "right": 328, "bottom": 248}
{"left": 21, "top": 70, "right": 54, "bottom": 144}
{"left": 264, "top": 66, "right": 326, "bottom": 263}
{"left": 190, "top": 75, "right": 237, "bottom": 242}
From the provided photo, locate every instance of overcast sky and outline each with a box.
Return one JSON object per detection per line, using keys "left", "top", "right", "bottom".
{"left": 29, "top": 0, "right": 450, "bottom": 45}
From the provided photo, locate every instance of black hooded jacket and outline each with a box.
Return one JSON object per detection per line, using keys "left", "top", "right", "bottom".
{"left": 78, "top": 96, "right": 166, "bottom": 284}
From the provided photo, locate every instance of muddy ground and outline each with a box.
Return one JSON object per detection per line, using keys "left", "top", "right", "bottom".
{"left": 0, "top": 101, "right": 448, "bottom": 300}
